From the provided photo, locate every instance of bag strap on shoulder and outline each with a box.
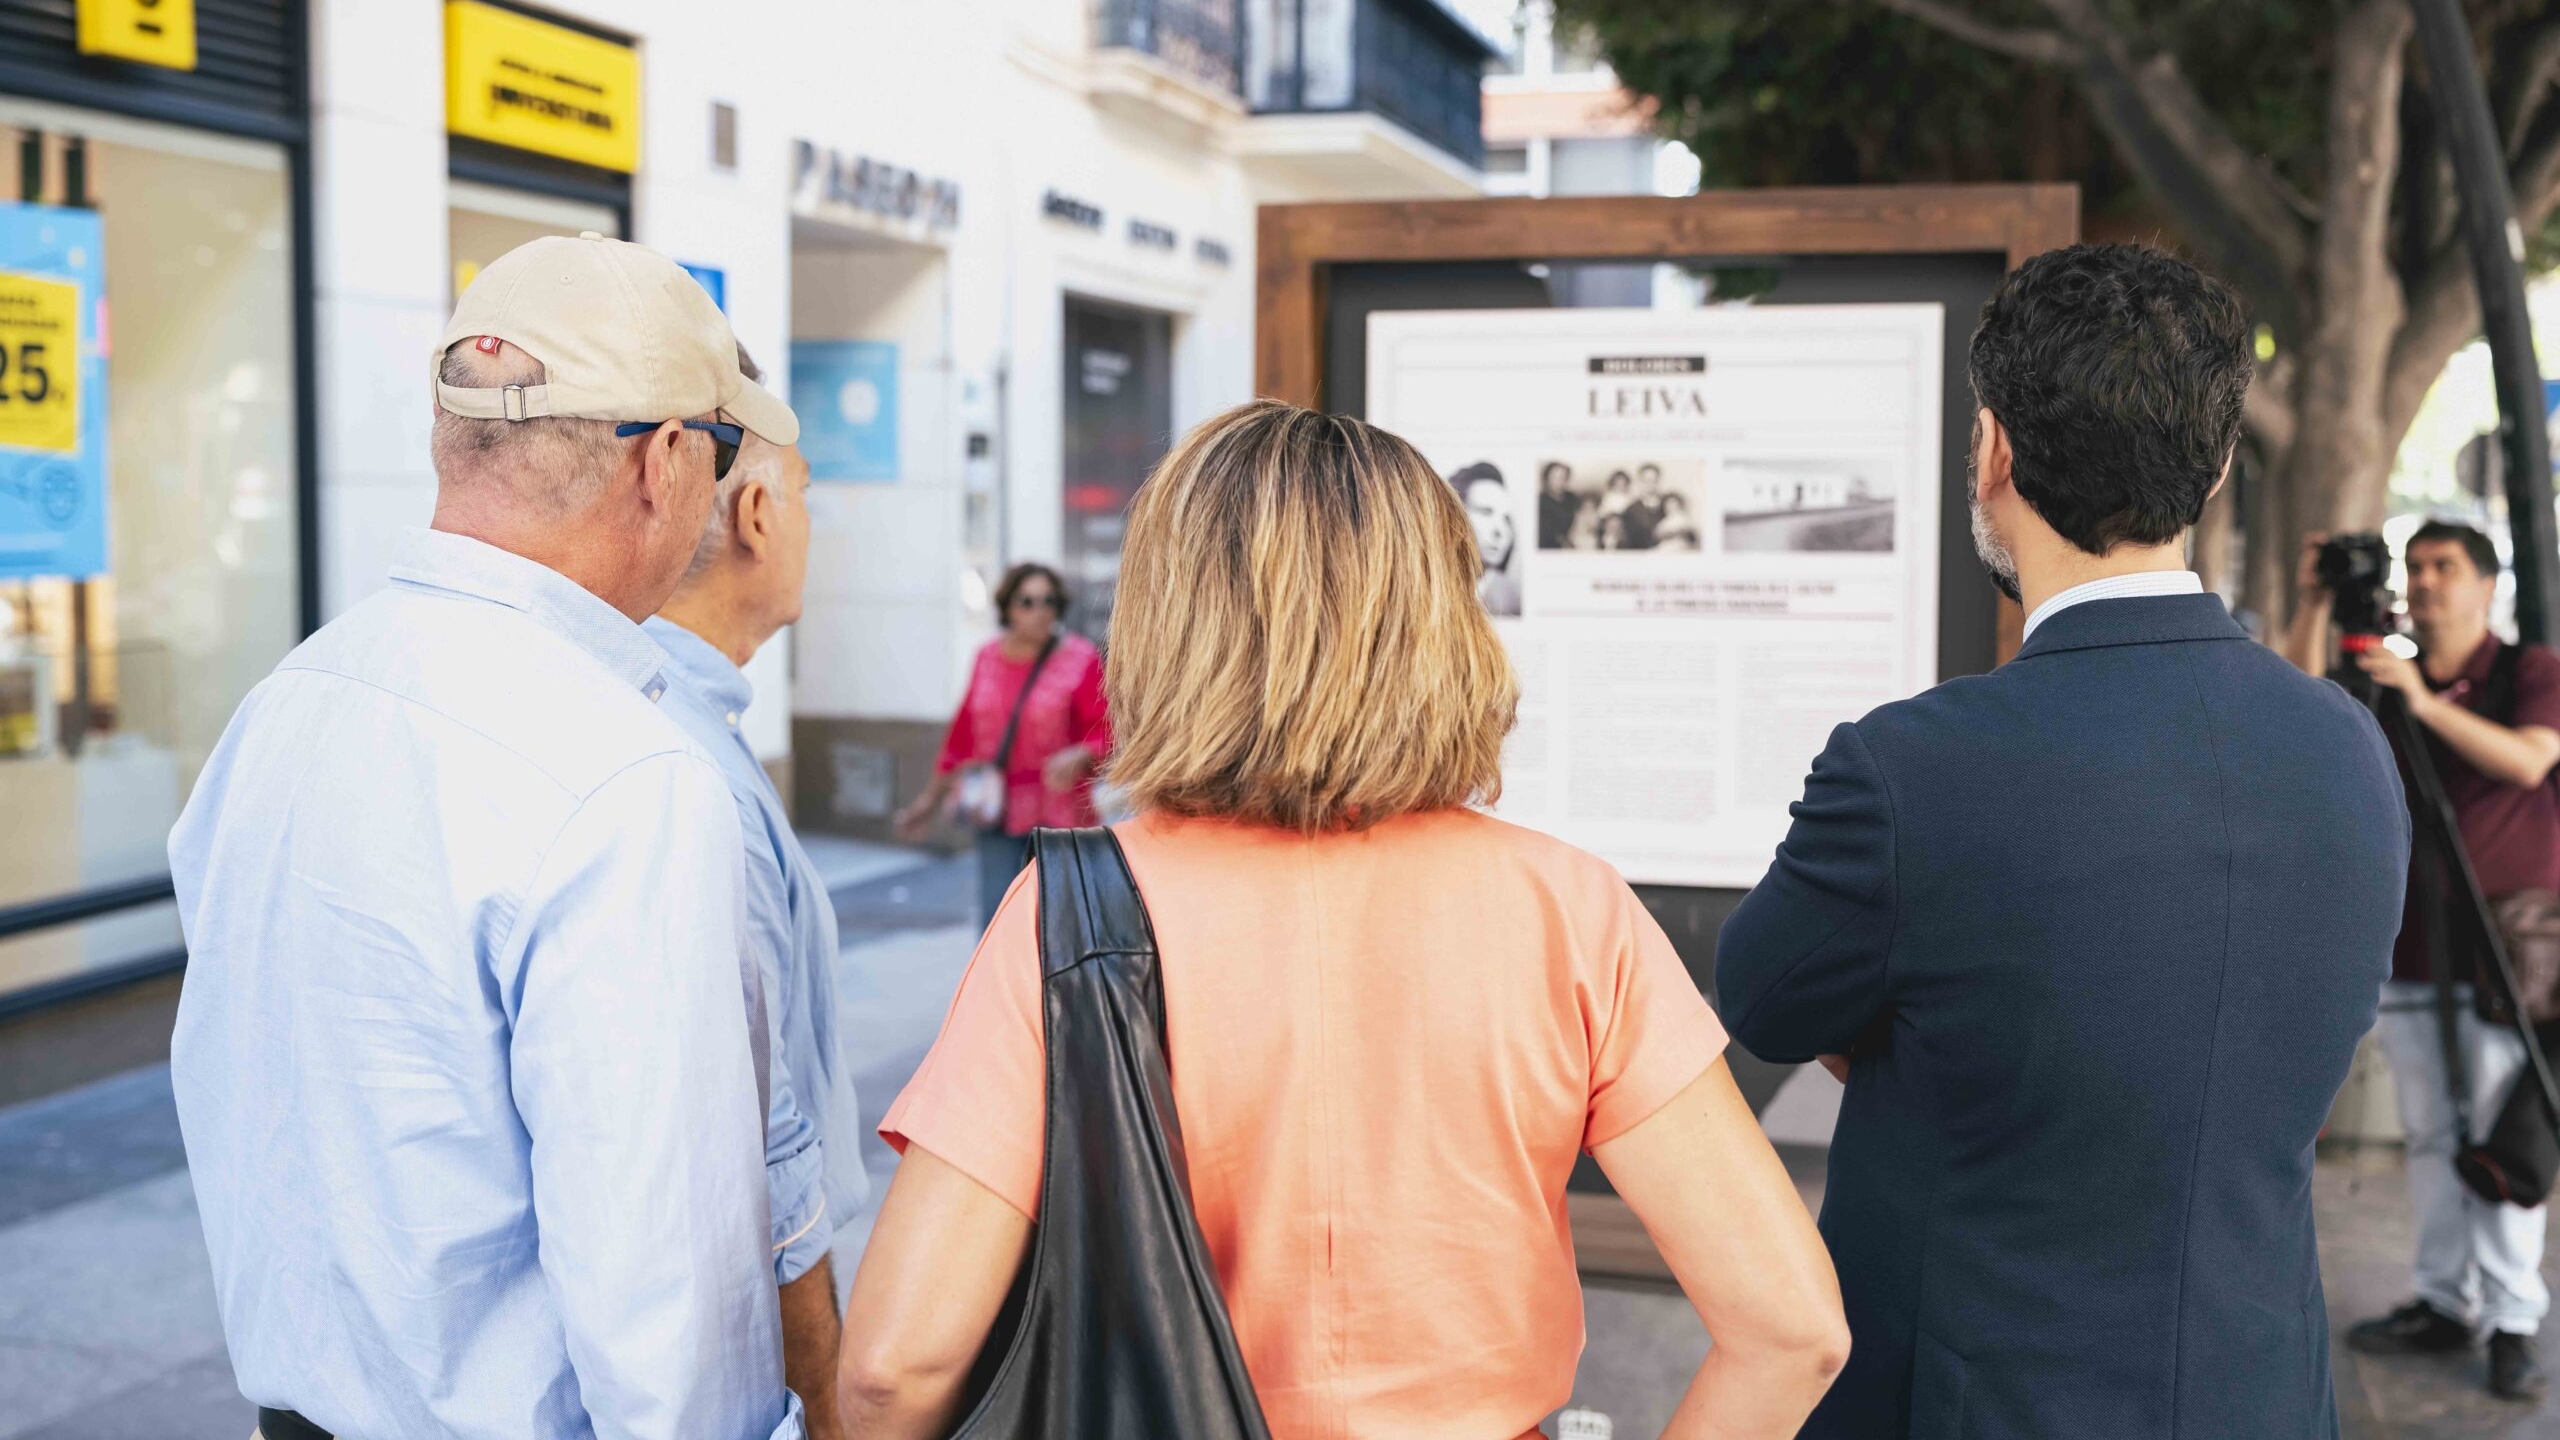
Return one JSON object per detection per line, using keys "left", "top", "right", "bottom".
{"left": 1030, "top": 827, "right": 1155, "bottom": 979}
{"left": 989, "top": 636, "right": 1063, "bottom": 775}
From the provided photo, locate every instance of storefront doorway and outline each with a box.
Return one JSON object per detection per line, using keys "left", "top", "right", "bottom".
{"left": 1060, "top": 294, "right": 1171, "bottom": 643}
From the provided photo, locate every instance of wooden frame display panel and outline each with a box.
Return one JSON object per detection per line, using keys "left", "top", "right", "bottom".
{"left": 1257, "top": 185, "right": 2078, "bottom": 670}
{"left": 1255, "top": 186, "right": 2079, "bottom": 1281}
{"left": 1257, "top": 185, "right": 2078, "bottom": 404}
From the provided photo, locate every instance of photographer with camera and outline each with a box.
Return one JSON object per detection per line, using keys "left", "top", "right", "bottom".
{"left": 2288, "top": 521, "right": 2560, "bottom": 1400}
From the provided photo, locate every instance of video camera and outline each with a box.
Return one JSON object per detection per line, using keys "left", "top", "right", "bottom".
{"left": 2318, "top": 532, "right": 2395, "bottom": 641}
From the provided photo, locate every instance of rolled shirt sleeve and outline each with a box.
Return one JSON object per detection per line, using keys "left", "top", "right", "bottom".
{"left": 506, "top": 752, "right": 796, "bottom": 1440}
{"left": 736, "top": 798, "right": 829, "bottom": 1285}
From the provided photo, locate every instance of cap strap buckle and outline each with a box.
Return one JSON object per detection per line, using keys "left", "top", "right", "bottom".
{"left": 501, "top": 384, "right": 528, "bottom": 422}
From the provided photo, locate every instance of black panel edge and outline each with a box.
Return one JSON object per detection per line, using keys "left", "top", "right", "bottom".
{"left": 0, "top": 948, "right": 186, "bottom": 1023}
{"left": 288, "top": 0, "right": 320, "bottom": 636}
{"left": 468, "top": 0, "right": 637, "bottom": 47}
{"left": 449, "top": 134, "right": 633, "bottom": 225}
{"left": 0, "top": 59, "right": 302, "bottom": 144}
{"left": 0, "top": 876, "right": 178, "bottom": 942}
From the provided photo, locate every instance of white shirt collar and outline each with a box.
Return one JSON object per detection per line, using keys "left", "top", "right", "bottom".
{"left": 2022, "top": 570, "right": 2205, "bottom": 642}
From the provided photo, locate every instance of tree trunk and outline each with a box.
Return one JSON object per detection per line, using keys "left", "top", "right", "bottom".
{"left": 2245, "top": 421, "right": 2299, "bottom": 632}
{"left": 2249, "top": 0, "right": 2412, "bottom": 631}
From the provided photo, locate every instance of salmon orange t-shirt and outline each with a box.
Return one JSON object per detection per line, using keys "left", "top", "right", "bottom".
{"left": 881, "top": 808, "right": 1729, "bottom": 1440}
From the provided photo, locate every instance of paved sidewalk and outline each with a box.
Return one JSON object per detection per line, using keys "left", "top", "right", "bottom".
{"left": 2322, "top": 1145, "right": 2560, "bottom": 1439}
{"left": 0, "top": 842, "right": 970, "bottom": 1440}
{"left": 5, "top": 841, "right": 2556, "bottom": 1438}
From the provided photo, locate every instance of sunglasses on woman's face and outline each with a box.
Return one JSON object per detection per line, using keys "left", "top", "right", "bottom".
{"left": 614, "top": 419, "right": 744, "bottom": 481}
{"left": 1012, "top": 592, "right": 1062, "bottom": 612}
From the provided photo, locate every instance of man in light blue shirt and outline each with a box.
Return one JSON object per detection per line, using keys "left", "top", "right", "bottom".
{"left": 168, "top": 235, "right": 808, "bottom": 1440}
{"left": 647, "top": 344, "right": 865, "bottom": 1440}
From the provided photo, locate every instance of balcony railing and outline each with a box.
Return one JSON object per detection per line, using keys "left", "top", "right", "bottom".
{"left": 1248, "top": 0, "right": 1495, "bottom": 170}
{"left": 1096, "top": 0, "right": 1246, "bottom": 98}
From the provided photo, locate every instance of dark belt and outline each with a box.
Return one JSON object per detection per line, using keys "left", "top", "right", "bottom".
{"left": 257, "top": 1409, "right": 332, "bottom": 1440}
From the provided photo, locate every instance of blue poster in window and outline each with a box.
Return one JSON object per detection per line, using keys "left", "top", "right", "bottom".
{"left": 791, "top": 340, "right": 899, "bottom": 482}
{"left": 0, "top": 204, "right": 108, "bottom": 579}
{"left": 679, "top": 261, "right": 726, "bottom": 312}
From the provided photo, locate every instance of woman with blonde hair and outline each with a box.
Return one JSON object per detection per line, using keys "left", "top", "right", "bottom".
{"left": 838, "top": 402, "right": 1847, "bottom": 1440}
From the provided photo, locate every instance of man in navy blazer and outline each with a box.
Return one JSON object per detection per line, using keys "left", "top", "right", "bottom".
{"left": 1717, "top": 245, "right": 2409, "bottom": 1439}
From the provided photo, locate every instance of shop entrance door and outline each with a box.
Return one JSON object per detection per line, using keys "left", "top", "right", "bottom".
{"left": 1060, "top": 295, "right": 1170, "bottom": 643}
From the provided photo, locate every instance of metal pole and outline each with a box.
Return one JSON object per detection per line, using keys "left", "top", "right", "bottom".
{"left": 2410, "top": 0, "right": 2557, "bottom": 643}
{"left": 1292, "top": 0, "right": 1307, "bottom": 109}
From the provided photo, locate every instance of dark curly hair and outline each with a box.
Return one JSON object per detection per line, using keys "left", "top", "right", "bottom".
{"left": 993, "top": 561, "right": 1069, "bottom": 623}
{"left": 1968, "top": 243, "right": 2251, "bottom": 556}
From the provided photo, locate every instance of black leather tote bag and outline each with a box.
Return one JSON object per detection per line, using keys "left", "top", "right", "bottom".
{"left": 948, "top": 827, "right": 1272, "bottom": 1440}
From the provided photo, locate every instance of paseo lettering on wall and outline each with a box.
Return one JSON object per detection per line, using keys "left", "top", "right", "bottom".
{"left": 1037, "top": 190, "right": 1232, "bottom": 268}
{"left": 792, "top": 143, "right": 961, "bottom": 232}
{"left": 1041, "top": 190, "right": 1104, "bottom": 231}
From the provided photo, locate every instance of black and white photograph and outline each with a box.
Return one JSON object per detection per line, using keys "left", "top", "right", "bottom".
{"left": 1371, "top": 304, "right": 1943, "bottom": 889}
{"left": 1532, "top": 457, "right": 1709, "bottom": 553}
{"left": 1719, "top": 456, "right": 1898, "bottom": 554}
{"left": 1443, "top": 460, "right": 1523, "bottom": 616}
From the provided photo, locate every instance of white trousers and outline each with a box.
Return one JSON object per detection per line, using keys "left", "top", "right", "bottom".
{"left": 2377, "top": 980, "right": 2551, "bottom": 1335}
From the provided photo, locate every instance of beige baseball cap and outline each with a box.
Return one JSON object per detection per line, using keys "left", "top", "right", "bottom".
{"left": 432, "top": 231, "right": 798, "bottom": 445}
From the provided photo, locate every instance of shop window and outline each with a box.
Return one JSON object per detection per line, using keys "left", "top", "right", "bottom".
{"left": 0, "top": 102, "right": 300, "bottom": 998}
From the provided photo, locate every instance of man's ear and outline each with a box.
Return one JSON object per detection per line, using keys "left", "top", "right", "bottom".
{"left": 733, "top": 477, "right": 774, "bottom": 561}
{"left": 632, "top": 418, "right": 686, "bottom": 515}
{"left": 1974, "top": 407, "right": 2013, "bottom": 503}
{"left": 2206, "top": 448, "right": 2234, "bottom": 503}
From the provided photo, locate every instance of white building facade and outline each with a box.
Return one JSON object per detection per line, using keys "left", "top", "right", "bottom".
{"left": 0, "top": 0, "right": 1494, "bottom": 1011}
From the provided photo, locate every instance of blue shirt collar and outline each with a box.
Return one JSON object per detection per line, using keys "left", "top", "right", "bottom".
{"left": 387, "top": 528, "right": 672, "bottom": 702}
{"left": 641, "top": 615, "right": 756, "bottom": 716}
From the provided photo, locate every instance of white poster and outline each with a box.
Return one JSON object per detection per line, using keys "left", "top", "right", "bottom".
{"left": 1368, "top": 305, "right": 1945, "bottom": 887}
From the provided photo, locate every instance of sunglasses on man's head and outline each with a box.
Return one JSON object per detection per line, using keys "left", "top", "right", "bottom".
{"left": 615, "top": 420, "right": 743, "bottom": 481}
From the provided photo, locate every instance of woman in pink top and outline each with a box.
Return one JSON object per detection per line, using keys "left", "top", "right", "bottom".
{"left": 841, "top": 402, "right": 1847, "bottom": 1439}
{"left": 894, "top": 561, "right": 1111, "bottom": 924}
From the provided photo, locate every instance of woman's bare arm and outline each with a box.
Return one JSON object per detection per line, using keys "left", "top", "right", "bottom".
{"left": 1594, "top": 1059, "right": 1850, "bottom": 1440}
{"left": 835, "top": 1145, "right": 1034, "bottom": 1439}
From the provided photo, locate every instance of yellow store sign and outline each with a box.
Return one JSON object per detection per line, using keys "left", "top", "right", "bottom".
{"left": 0, "top": 272, "right": 81, "bottom": 455}
{"left": 76, "top": 0, "right": 197, "bottom": 72}
{"left": 445, "top": 1, "right": 640, "bottom": 174}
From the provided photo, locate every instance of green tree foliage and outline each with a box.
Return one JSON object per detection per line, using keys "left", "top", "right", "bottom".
{"left": 1554, "top": 0, "right": 2560, "bottom": 614}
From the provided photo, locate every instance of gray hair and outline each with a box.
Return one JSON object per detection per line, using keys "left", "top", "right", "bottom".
{"left": 681, "top": 342, "right": 779, "bottom": 582}
{"left": 428, "top": 343, "right": 625, "bottom": 515}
